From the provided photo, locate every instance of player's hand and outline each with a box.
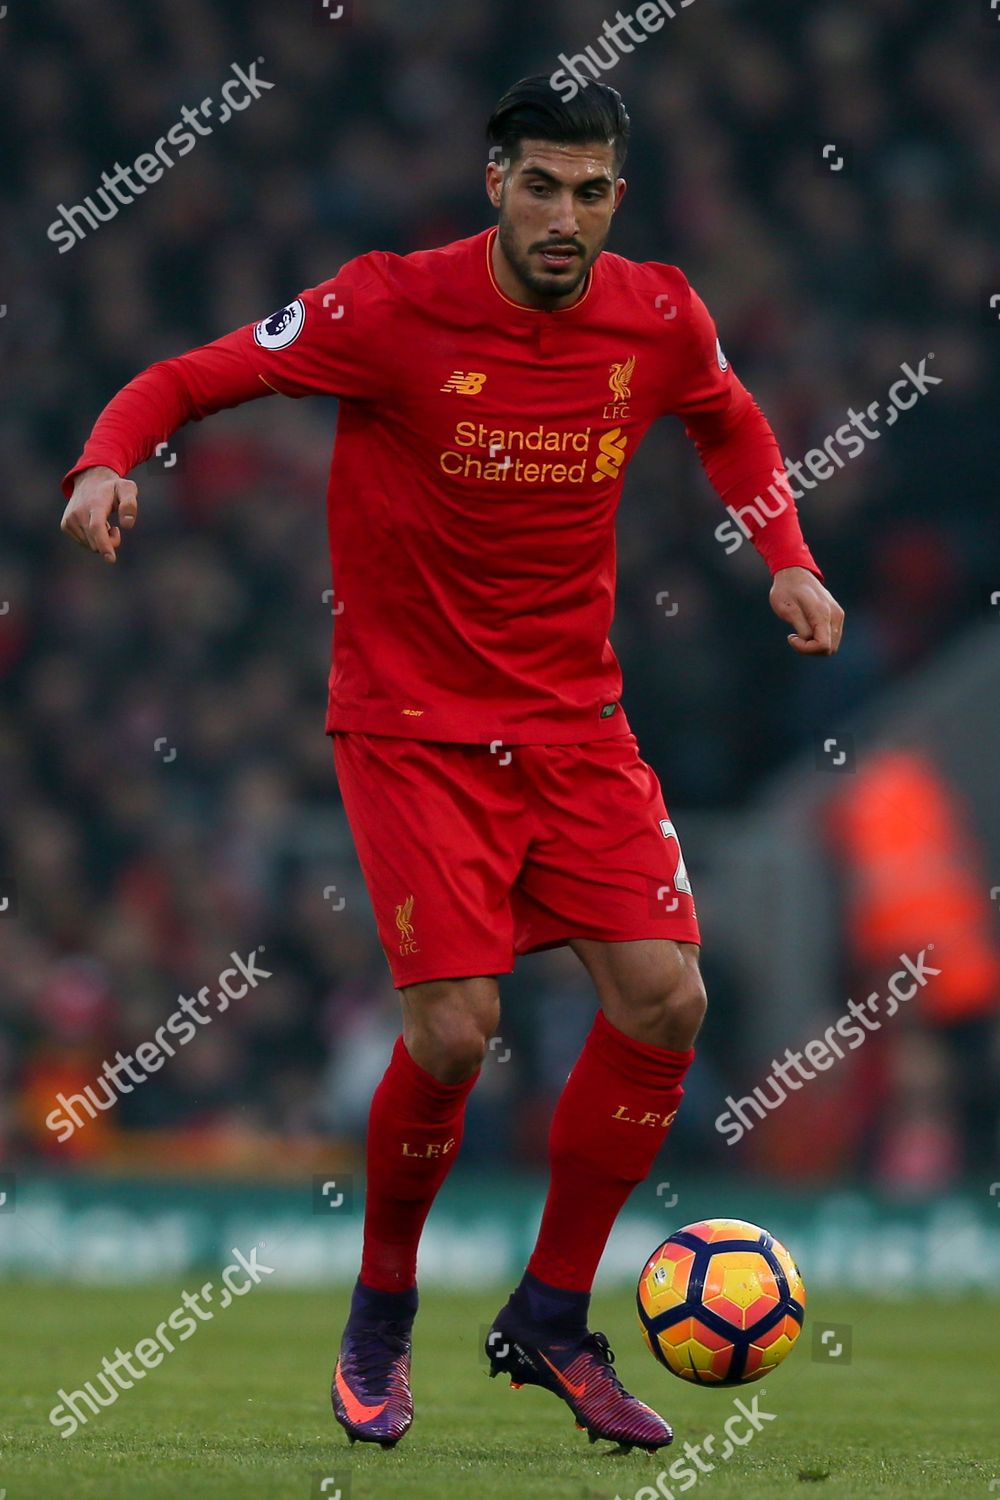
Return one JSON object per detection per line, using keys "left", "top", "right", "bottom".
{"left": 769, "top": 566, "right": 845, "bottom": 656}
{"left": 60, "top": 466, "right": 138, "bottom": 564}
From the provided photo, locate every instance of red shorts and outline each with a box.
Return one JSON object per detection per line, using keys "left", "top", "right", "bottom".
{"left": 332, "top": 732, "right": 701, "bottom": 988}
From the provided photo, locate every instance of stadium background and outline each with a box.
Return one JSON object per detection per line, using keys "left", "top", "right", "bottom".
{"left": 1, "top": 0, "right": 999, "bottom": 1294}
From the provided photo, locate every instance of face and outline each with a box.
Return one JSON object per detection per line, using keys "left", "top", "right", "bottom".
{"left": 486, "top": 139, "right": 627, "bottom": 308}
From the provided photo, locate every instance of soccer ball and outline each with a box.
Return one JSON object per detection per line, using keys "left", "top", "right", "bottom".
{"left": 637, "top": 1218, "right": 806, "bottom": 1385}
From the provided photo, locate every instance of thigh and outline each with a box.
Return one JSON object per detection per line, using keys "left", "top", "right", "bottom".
{"left": 333, "top": 733, "right": 530, "bottom": 988}
{"left": 511, "top": 734, "right": 701, "bottom": 955}
{"left": 570, "top": 936, "right": 702, "bottom": 1000}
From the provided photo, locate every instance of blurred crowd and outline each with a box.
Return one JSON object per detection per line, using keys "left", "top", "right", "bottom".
{"left": 1, "top": 0, "right": 997, "bottom": 1179}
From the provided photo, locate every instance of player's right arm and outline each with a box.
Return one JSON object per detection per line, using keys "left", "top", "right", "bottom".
{"left": 60, "top": 332, "right": 269, "bottom": 562}
{"left": 60, "top": 257, "right": 390, "bottom": 563}
{"left": 61, "top": 465, "right": 142, "bottom": 564}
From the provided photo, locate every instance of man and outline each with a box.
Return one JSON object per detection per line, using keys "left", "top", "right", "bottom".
{"left": 61, "top": 76, "right": 844, "bottom": 1454}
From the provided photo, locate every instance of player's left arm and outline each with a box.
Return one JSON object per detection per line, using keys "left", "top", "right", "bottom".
{"left": 768, "top": 563, "right": 844, "bottom": 657}
{"left": 669, "top": 282, "right": 845, "bottom": 656}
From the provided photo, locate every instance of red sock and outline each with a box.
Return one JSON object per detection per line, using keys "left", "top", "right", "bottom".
{"left": 527, "top": 1010, "right": 693, "bottom": 1292}
{"left": 360, "top": 1035, "right": 479, "bottom": 1292}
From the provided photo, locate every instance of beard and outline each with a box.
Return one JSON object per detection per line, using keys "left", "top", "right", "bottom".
{"left": 496, "top": 208, "right": 608, "bottom": 305}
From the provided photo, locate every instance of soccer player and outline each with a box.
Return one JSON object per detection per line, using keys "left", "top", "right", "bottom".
{"left": 61, "top": 77, "right": 844, "bottom": 1453}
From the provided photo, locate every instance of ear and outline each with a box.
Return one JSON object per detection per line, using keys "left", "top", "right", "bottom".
{"left": 613, "top": 177, "right": 628, "bottom": 213}
{"left": 485, "top": 162, "right": 504, "bottom": 210}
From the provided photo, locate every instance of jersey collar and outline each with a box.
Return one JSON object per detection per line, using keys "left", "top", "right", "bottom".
{"left": 485, "top": 227, "right": 596, "bottom": 316}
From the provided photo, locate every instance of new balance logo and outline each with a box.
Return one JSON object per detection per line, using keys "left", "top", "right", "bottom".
{"left": 441, "top": 371, "right": 488, "bottom": 394}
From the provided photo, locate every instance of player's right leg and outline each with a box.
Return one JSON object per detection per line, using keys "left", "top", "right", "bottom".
{"left": 332, "top": 975, "right": 498, "bottom": 1447}
{"left": 329, "top": 731, "right": 527, "bottom": 1447}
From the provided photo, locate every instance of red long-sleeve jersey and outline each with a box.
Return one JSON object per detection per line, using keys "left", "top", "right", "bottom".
{"left": 64, "top": 228, "right": 823, "bottom": 744}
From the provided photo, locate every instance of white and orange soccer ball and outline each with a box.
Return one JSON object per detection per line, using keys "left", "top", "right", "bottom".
{"left": 637, "top": 1218, "right": 806, "bottom": 1385}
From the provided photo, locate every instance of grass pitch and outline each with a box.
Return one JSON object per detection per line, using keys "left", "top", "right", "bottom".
{"left": 2, "top": 1283, "right": 997, "bottom": 1499}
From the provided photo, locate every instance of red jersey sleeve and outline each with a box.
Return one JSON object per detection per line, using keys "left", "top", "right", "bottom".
{"left": 667, "top": 281, "right": 824, "bottom": 582}
{"left": 62, "top": 254, "right": 393, "bottom": 497}
{"left": 234, "top": 253, "right": 393, "bottom": 400}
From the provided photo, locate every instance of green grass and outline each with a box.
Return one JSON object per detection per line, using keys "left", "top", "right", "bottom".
{"left": 2, "top": 1283, "right": 998, "bottom": 1499}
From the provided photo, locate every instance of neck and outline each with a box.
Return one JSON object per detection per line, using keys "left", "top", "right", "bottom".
{"left": 491, "top": 230, "right": 588, "bottom": 312}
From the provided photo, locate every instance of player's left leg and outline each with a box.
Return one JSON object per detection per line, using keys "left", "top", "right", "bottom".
{"left": 486, "top": 735, "right": 704, "bottom": 1450}
{"left": 528, "top": 935, "right": 704, "bottom": 1287}
{"left": 486, "top": 938, "right": 702, "bottom": 1451}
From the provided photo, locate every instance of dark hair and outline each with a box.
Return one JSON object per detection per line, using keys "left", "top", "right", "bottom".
{"left": 487, "top": 75, "right": 630, "bottom": 177}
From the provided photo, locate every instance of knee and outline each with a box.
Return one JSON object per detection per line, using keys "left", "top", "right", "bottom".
{"left": 609, "top": 947, "right": 708, "bottom": 1051}
{"left": 401, "top": 978, "right": 500, "bottom": 1084}
{"left": 662, "top": 966, "right": 708, "bottom": 1048}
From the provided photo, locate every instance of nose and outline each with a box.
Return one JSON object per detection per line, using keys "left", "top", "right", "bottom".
{"left": 548, "top": 193, "right": 580, "bottom": 241}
